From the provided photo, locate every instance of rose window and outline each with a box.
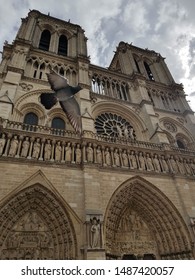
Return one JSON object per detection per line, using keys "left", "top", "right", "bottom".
{"left": 95, "top": 113, "right": 135, "bottom": 139}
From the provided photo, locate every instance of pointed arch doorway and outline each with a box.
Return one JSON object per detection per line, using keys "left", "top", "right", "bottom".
{"left": 105, "top": 176, "right": 193, "bottom": 260}
{"left": 0, "top": 184, "right": 77, "bottom": 260}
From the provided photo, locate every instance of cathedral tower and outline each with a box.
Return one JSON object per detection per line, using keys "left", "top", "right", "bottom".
{"left": 0, "top": 10, "right": 195, "bottom": 260}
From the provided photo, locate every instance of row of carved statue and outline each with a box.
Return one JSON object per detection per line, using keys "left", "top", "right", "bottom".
{"left": 0, "top": 133, "right": 195, "bottom": 176}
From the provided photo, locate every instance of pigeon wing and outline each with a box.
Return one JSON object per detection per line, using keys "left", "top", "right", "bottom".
{"left": 40, "top": 92, "right": 58, "bottom": 110}
{"left": 47, "top": 70, "right": 68, "bottom": 91}
{"left": 59, "top": 97, "right": 82, "bottom": 134}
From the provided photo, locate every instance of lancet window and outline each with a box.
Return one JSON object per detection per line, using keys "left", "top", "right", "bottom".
{"left": 144, "top": 61, "right": 154, "bottom": 81}
{"left": 58, "top": 35, "right": 68, "bottom": 56}
{"left": 39, "top": 30, "right": 51, "bottom": 51}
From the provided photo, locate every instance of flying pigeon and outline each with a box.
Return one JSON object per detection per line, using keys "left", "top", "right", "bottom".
{"left": 40, "top": 70, "right": 82, "bottom": 134}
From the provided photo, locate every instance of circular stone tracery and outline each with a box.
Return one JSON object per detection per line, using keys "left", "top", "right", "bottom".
{"left": 95, "top": 113, "right": 136, "bottom": 139}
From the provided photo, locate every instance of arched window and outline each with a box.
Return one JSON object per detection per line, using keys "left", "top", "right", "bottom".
{"left": 58, "top": 35, "right": 68, "bottom": 56}
{"left": 51, "top": 117, "right": 65, "bottom": 130}
{"left": 23, "top": 112, "right": 38, "bottom": 131}
{"left": 144, "top": 61, "right": 154, "bottom": 81}
{"left": 39, "top": 30, "right": 51, "bottom": 51}
{"left": 24, "top": 112, "right": 38, "bottom": 125}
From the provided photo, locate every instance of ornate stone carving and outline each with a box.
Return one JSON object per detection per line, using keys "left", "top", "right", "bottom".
{"left": 95, "top": 113, "right": 135, "bottom": 139}
{"left": 0, "top": 185, "right": 77, "bottom": 259}
{"left": 163, "top": 121, "right": 177, "bottom": 133}
{"left": 19, "top": 83, "right": 33, "bottom": 91}
{"left": 0, "top": 133, "right": 6, "bottom": 156}
{"left": 90, "top": 217, "right": 100, "bottom": 248}
{"left": 8, "top": 135, "right": 18, "bottom": 157}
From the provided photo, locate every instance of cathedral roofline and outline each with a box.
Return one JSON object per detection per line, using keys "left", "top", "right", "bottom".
{"left": 28, "top": 9, "right": 83, "bottom": 31}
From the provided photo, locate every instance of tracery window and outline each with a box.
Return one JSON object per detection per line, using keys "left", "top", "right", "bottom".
{"left": 39, "top": 30, "right": 51, "bottom": 51}
{"left": 91, "top": 75, "right": 129, "bottom": 101}
{"left": 95, "top": 113, "right": 135, "bottom": 139}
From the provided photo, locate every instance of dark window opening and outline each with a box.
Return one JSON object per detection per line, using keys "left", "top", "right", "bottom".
{"left": 59, "top": 68, "right": 64, "bottom": 76}
{"left": 51, "top": 117, "right": 65, "bottom": 130}
{"left": 39, "top": 30, "right": 51, "bottom": 51}
{"left": 122, "top": 254, "right": 137, "bottom": 260}
{"left": 177, "top": 139, "right": 186, "bottom": 149}
{"left": 24, "top": 112, "right": 38, "bottom": 131}
{"left": 144, "top": 61, "right": 154, "bottom": 81}
{"left": 58, "top": 35, "right": 68, "bottom": 56}
{"left": 134, "top": 58, "right": 141, "bottom": 73}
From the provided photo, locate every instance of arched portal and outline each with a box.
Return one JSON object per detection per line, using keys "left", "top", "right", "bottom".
{"left": 105, "top": 176, "right": 193, "bottom": 260}
{"left": 0, "top": 184, "right": 77, "bottom": 259}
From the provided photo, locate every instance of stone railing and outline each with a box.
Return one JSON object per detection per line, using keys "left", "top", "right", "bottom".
{"left": 1, "top": 120, "right": 195, "bottom": 178}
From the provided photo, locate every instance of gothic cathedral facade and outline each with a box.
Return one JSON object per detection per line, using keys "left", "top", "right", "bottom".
{"left": 0, "top": 10, "right": 195, "bottom": 260}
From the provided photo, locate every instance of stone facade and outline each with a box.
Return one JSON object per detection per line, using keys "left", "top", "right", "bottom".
{"left": 0, "top": 10, "right": 195, "bottom": 260}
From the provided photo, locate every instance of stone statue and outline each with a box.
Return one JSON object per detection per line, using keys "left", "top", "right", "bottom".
{"left": 190, "top": 159, "right": 195, "bottom": 176}
{"left": 0, "top": 133, "right": 6, "bottom": 155}
{"left": 32, "top": 138, "right": 41, "bottom": 159}
{"left": 55, "top": 141, "right": 62, "bottom": 161}
{"left": 44, "top": 139, "right": 52, "bottom": 161}
{"left": 138, "top": 152, "right": 146, "bottom": 170}
{"left": 123, "top": 126, "right": 129, "bottom": 138}
{"left": 145, "top": 153, "right": 154, "bottom": 171}
{"left": 86, "top": 142, "right": 93, "bottom": 163}
{"left": 129, "top": 127, "right": 135, "bottom": 140}
{"left": 114, "top": 148, "right": 120, "bottom": 166}
{"left": 160, "top": 155, "right": 169, "bottom": 173}
{"left": 90, "top": 217, "right": 100, "bottom": 248}
{"left": 176, "top": 157, "right": 185, "bottom": 175}
{"left": 169, "top": 155, "right": 179, "bottom": 173}
{"left": 183, "top": 159, "right": 192, "bottom": 175}
{"left": 122, "top": 150, "right": 129, "bottom": 167}
{"left": 65, "top": 142, "right": 71, "bottom": 162}
{"left": 116, "top": 124, "right": 123, "bottom": 137}
{"left": 21, "top": 137, "right": 30, "bottom": 157}
{"left": 75, "top": 144, "right": 81, "bottom": 164}
{"left": 153, "top": 154, "right": 161, "bottom": 172}
{"left": 129, "top": 151, "right": 138, "bottom": 169}
{"left": 96, "top": 146, "right": 102, "bottom": 165}
{"left": 8, "top": 135, "right": 18, "bottom": 157}
{"left": 105, "top": 147, "right": 111, "bottom": 166}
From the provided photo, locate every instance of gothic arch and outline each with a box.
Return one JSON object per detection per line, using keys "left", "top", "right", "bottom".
{"left": 104, "top": 176, "right": 193, "bottom": 259}
{"left": 92, "top": 101, "right": 148, "bottom": 141}
{"left": 0, "top": 183, "right": 78, "bottom": 259}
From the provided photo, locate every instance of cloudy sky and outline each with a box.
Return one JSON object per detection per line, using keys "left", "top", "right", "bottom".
{"left": 1, "top": 0, "right": 195, "bottom": 111}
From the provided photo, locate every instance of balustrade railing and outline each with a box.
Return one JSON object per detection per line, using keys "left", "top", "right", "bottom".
{"left": 1, "top": 118, "right": 195, "bottom": 178}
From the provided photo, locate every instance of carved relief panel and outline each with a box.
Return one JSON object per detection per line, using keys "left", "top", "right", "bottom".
{"left": 110, "top": 209, "right": 157, "bottom": 257}
{"left": 2, "top": 211, "right": 54, "bottom": 260}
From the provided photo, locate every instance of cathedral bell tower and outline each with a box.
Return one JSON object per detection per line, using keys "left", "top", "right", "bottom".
{"left": 0, "top": 10, "right": 91, "bottom": 133}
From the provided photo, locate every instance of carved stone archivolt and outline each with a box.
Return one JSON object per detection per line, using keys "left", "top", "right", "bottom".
{"left": 105, "top": 177, "right": 193, "bottom": 260}
{"left": 0, "top": 184, "right": 77, "bottom": 259}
